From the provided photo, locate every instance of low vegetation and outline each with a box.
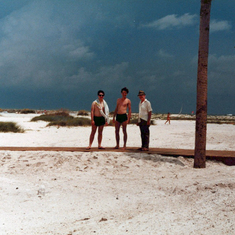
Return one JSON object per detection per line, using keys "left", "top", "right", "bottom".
{"left": 47, "top": 118, "right": 91, "bottom": 127}
{"left": 129, "top": 117, "right": 155, "bottom": 125}
{"left": 0, "top": 122, "right": 24, "bottom": 133}
{"left": 77, "top": 110, "right": 89, "bottom": 116}
{"left": 152, "top": 113, "right": 235, "bottom": 125}
{"left": 20, "top": 109, "right": 36, "bottom": 114}
{"left": 31, "top": 110, "right": 91, "bottom": 127}
{"left": 31, "top": 111, "right": 157, "bottom": 127}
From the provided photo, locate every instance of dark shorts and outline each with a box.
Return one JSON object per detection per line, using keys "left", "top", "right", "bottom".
{"left": 94, "top": 116, "right": 105, "bottom": 126}
{"left": 116, "top": 113, "right": 128, "bottom": 123}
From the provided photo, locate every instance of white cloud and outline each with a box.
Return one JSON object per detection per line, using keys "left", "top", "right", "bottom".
{"left": 158, "top": 49, "right": 174, "bottom": 58}
{"left": 60, "top": 62, "right": 130, "bottom": 90}
{"left": 210, "top": 19, "right": 232, "bottom": 33}
{"left": 141, "top": 13, "right": 198, "bottom": 30}
{"left": 65, "top": 42, "right": 94, "bottom": 60}
{"left": 209, "top": 54, "right": 235, "bottom": 71}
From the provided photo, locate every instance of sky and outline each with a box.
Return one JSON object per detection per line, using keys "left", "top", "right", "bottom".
{"left": 0, "top": 0, "right": 234, "bottom": 114}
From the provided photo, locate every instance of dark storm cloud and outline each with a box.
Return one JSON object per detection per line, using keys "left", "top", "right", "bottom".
{"left": 0, "top": 0, "right": 234, "bottom": 114}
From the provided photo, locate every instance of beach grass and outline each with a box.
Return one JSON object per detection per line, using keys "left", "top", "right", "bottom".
{"left": 20, "top": 109, "right": 36, "bottom": 114}
{"left": 31, "top": 114, "right": 74, "bottom": 123}
{"left": 0, "top": 122, "right": 24, "bottom": 133}
{"left": 47, "top": 117, "right": 91, "bottom": 127}
{"left": 77, "top": 110, "right": 89, "bottom": 116}
{"left": 31, "top": 111, "right": 91, "bottom": 127}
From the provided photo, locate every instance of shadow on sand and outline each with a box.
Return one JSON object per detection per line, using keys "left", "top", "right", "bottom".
{"left": 123, "top": 152, "right": 185, "bottom": 166}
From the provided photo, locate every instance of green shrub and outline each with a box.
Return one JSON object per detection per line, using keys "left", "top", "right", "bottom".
{"left": 31, "top": 114, "right": 74, "bottom": 122}
{"left": 20, "top": 109, "right": 36, "bottom": 114}
{"left": 77, "top": 110, "right": 89, "bottom": 116}
{"left": 31, "top": 113, "right": 91, "bottom": 127}
{"left": 0, "top": 122, "right": 24, "bottom": 133}
{"left": 52, "top": 110, "right": 70, "bottom": 116}
{"left": 47, "top": 117, "right": 91, "bottom": 127}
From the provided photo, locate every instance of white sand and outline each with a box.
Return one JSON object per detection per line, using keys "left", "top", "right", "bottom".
{"left": 0, "top": 113, "right": 235, "bottom": 234}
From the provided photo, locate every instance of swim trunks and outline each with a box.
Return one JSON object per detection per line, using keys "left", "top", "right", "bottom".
{"left": 94, "top": 116, "right": 106, "bottom": 126}
{"left": 116, "top": 113, "right": 128, "bottom": 123}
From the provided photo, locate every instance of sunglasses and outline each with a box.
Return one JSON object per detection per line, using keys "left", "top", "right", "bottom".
{"left": 99, "top": 94, "right": 104, "bottom": 97}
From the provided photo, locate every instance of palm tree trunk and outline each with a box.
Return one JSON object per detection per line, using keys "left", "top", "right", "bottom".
{"left": 194, "top": 0, "right": 212, "bottom": 168}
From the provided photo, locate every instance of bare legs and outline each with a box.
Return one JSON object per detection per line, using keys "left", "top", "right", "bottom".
{"left": 88, "top": 121, "right": 128, "bottom": 150}
{"left": 87, "top": 124, "right": 105, "bottom": 149}
{"left": 114, "top": 122, "right": 120, "bottom": 149}
{"left": 114, "top": 121, "right": 127, "bottom": 150}
{"left": 123, "top": 123, "right": 127, "bottom": 149}
{"left": 97, "top": 125, "right": 105, "bottom": 148}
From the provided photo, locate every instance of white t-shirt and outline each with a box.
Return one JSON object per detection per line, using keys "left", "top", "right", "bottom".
{"left": 138, "top": 98, "right": 152, "bottom": 122}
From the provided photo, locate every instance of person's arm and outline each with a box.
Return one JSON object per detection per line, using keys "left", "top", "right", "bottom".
{"left": 147, "top": 111, "right": 152, "bottom": 125}
{"left": 112, "top": 100, "right": 119, "bottom": 123}
{"left": 137, "top": 101, "right": 141, "bottom": 125}
{"left": 127, "top": 100, "right": 131, "bottom": 123}
{"left": 91, "top": 102, "right": 95, "bottom": 125}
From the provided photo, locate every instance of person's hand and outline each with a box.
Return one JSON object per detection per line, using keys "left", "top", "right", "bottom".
{"left": 91, "top": 120, "right": 95, "bottom": 125}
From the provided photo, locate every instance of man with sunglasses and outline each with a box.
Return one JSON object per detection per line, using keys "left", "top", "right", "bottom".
{"left": 87, "top": 90, "right": 109, "bottom": 149}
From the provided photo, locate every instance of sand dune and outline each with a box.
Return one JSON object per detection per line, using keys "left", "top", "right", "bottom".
{"left": 0, "top": 113, "right": 234, "bottom": 234}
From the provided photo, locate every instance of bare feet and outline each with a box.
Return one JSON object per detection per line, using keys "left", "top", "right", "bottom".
{"left": 142, "top": 148, "right": 149, "bottom": 151}
{"left": 98, "top": 146, "right": 105, "bottom": 149}
{"left": 122, "top": 146, "right": 126, "bottom": 150}
{"left": 114, "top": 146, "right": 119, "bottom": 149}
{"left": 86, "top": 146, "right": 91, "bottom": 150}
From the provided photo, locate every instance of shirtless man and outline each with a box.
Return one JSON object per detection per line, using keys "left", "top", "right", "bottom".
{"left": 113, "top": 87, "right": 131, "bottom": 150}
{"left": 87, "top": 90, "right": 109, "bottom": 149}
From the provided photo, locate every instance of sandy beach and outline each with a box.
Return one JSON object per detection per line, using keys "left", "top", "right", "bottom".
{"left": 0, "top": 113, "right": 235, "bottom": 234}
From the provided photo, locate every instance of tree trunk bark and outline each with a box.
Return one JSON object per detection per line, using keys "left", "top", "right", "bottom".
{"left": 194, "top": 0, "right": 212, "bottom": 168}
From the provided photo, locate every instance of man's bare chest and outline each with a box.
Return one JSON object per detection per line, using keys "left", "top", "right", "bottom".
{"left": 118, "top": 99, "right": 129, "bottom": 108}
